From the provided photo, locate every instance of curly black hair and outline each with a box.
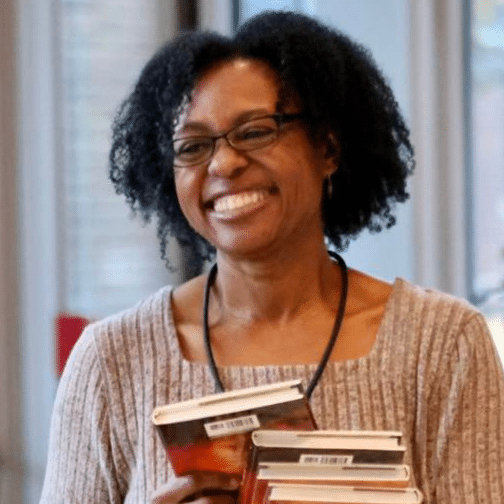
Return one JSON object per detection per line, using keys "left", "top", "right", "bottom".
{"left": 109, "top": 10, "right": 414, "bottom": 266}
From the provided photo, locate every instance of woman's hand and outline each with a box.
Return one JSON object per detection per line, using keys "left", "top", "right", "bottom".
{"left": 151, "top": 473, "right": 241, "bottom": 504}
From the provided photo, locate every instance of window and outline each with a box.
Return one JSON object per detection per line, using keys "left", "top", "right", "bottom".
{"left": 470, "top": 0, "right": 504, "bottom": 353}
{"left": 58, "top": 0, "right": 181, "bottom": 319}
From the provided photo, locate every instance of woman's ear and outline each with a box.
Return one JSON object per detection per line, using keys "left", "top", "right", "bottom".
{"left": 324, "top": 132, "right": 340, "bottom": 164}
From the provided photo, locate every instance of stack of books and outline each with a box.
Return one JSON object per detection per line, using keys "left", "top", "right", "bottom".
{"left": 243, "top": 429, "right": 422, "bottom": 504}
{"left": 152, "top": 380, "right": 423, "bottom": 504}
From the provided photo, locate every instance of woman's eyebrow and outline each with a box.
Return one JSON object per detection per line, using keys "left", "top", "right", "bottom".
{"left": 174, "top": 108, "right": 276, "bottom": 137}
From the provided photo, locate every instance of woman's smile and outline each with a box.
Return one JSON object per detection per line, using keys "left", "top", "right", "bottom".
{"left": 209, "top": 188, "right": 274, "bottom": 220}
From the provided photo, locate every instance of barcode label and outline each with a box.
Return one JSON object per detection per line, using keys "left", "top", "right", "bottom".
{"left": 204, "top": 414, "right": 261, "bottom": 438}
{"left": 299, "top": 454, "right": 354, "bottom": 465}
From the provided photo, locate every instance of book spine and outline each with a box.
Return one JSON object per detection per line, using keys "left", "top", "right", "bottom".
{"left": 239, "top": 396, "right": 315, "bottom": 504}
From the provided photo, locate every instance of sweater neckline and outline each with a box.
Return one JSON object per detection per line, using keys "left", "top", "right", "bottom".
{"left": 164, "top": 277, "right": 407, "bottom": 371}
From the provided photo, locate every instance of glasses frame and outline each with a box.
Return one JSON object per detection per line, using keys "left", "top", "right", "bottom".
{"left": 172, "top": 112, "right": 304, "bottom": 167}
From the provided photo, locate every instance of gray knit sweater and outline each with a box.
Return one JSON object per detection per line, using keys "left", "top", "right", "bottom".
{"left": 39, "top": 278, "right": 504, "bottom": 503}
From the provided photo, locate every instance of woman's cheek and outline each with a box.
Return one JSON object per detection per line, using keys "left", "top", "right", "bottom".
{"left": 174, "top": 170, "right": 203, "bottom": 224}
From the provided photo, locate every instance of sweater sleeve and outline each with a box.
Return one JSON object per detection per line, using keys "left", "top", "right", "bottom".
{"left": 39, "top": 325, "right": 128, "bottom": 504}
{"left": 428, "top": 313, "right": 504, "bottom": 503}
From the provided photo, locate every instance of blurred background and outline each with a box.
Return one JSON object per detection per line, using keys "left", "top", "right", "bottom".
{"left": 1, "top": 0, "right": 504, "bottom": 502}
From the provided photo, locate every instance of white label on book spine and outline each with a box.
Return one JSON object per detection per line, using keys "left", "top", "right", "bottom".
{"left": 299, "top": 454, "right": 354, "bottom": 465}
{"left": 204, "top": 414, "right": 261, "bottom": 438}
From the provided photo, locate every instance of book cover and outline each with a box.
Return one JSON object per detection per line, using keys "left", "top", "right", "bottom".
{"left": 152, "top": 380, "right": 316, "bottom": 482}
{"left": 249, "top": 462, "right": 410, "bottom": 504}
{"left": 267, "top": 483, "right": 423, "bottom": 504}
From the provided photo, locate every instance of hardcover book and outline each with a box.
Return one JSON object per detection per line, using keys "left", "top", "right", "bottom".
{"left": 250, "top": 429, "right": 405, "bottom": 465}
{"left": 257, "top": 461, "right": 410, "bottom": 486}
{"left": 152, "top": 380, "right": 316, "bottom": 482}
{"left": 266, "top": 482, "right": 423, "bottom": 504}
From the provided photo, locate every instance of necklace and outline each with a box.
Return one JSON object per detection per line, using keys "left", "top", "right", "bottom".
{"left": 203, "top": 251, "right": 348, "bottom": 399}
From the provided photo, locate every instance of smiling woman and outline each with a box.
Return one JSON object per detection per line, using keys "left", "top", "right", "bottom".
{"left": 39, "top": 10, "right": 504, "bottom": 504}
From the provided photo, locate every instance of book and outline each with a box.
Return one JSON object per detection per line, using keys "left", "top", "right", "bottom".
{"left": 250, "top": 429, "right": 405, "bottom": 465}
{"left": 266, "top": 483, "right": 423, "bottom": 504}
{"left": 257, "top": 461, "right": 410, "bottom": 487}
{"left": 248, "top": 462, "right": 411, "bottom": 504}
{"left": 152, "top": 380, "right": 316, "bottom": 482}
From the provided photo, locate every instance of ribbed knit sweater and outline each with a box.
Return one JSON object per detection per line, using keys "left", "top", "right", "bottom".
{"left": 40, "top": 278, "right": 504, "bottom": 504}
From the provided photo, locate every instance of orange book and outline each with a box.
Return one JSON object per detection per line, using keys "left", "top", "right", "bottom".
{"left": 152, "top": 380, "right": 316, "bottom": 495}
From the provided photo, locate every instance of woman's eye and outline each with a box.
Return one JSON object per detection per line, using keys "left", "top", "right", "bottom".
{"left": 175, "top": 140, "right": 210, "bottom": 156}
{"left": 237, "top": 127, "right": 274, "bottom": 141}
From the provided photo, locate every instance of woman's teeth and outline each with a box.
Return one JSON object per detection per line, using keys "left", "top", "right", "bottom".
{"left": 213, "top": 191, "right": 266, "bottom": 213}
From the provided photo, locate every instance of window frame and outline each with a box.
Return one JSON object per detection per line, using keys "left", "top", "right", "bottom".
{"left": 409, "top": 0, "right": 470, "bottom": 298}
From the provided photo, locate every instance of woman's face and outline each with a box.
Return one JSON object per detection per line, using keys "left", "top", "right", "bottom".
{"left": 173, "top": 58, "right": 335, "bottom": 261}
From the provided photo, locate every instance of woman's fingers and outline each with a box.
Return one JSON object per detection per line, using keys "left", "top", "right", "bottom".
{"left": 151, "top": 473, "right": 240, "bottom": 504}
{"left": 151, "top": 475, "right": 197, "bottom": 504}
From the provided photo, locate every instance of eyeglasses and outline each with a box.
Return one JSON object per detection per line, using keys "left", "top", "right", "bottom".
{"left": 172, "top": 113, "right": 303, "bottom": 167}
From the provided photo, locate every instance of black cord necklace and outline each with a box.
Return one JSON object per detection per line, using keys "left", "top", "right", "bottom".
{"left": 203, "top": 251, "right": 348, "bottom": 399}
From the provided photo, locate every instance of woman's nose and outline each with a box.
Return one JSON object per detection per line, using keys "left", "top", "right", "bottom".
{"left": 206, "top": 137, "right": 248, "bottom": 178}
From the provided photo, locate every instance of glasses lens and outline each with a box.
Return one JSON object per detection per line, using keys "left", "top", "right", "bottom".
{"left": 173, "top": 137, "right": 213, "bottom": 167}
{"left": 229, "top": 117, "right": 278, "bottom": 151}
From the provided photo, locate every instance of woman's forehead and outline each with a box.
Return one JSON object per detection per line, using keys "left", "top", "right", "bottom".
{"left": 174, "top": 58, "right": 283, "bottom": 133}
{"left": 195, "top": 57, "right": 280, "bottom": 89}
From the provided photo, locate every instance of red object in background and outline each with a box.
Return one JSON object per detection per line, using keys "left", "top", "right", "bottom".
{"left": 55, "top": 313, "right": 90, "bottom": 377}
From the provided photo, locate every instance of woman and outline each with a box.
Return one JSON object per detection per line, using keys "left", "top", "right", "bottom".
{"left": 40, "top": 10, "right": 504, "bottom": 504}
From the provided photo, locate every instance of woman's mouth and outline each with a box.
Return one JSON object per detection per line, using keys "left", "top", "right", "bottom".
{"left": 213, "top": 190, "right": 266, "bottom": 212}
{"left": 211, "top": 189, "right": 270, "bottom": 218}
